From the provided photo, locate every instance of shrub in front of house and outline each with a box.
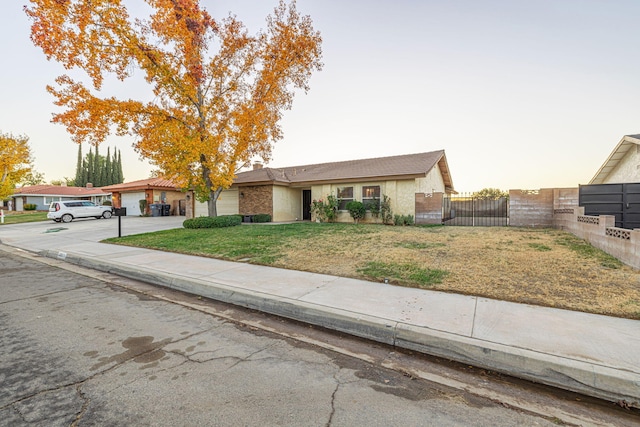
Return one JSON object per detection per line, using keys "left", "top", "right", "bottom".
{"left": 183, "top": 215, "right": 242, "bottom": 229}
{"left": 346, "top": 201, "right": 366, "bottom": 223}
{"left": 393, "top": 214, "right": 414, "bottom": 226}
{"left": 252, "top": 214, "right": 272, "bottom": 223}
{"left": 139, "top": 200, "right": 148, "bottom": 216}
{"left": 23, "top": 204, "right": 37, "bottom": 211}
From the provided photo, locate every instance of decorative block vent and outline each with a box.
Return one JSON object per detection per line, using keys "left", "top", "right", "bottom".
{"left": 606, "top": 227, "right": 631, "bottom": 240}
{"left": 577, "top": 215, "right": 599, "bottom": 225}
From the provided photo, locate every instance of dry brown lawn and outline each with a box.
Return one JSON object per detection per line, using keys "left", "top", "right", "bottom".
{"left": 274, "top": 226, "right": 640, "bottom": 319}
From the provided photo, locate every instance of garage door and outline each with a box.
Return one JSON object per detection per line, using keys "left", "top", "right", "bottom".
{"left": 120, "top": 192, "right": 145, "bottom": 216}
{"left": 193, "top": 189, "right": 239, "bottom": 217}
{"left": 217, "top": 189, "right": 239, "bottom": 216}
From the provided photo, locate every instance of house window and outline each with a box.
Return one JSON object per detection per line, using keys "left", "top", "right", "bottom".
{"left": 337, "top": 186, "right": 353, "bottom": 210}
{"left": 362, "top": 186, "right": 381, "bottom": 209}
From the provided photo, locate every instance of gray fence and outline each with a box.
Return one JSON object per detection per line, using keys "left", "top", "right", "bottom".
{"left": 443, "top": 195, "right": 508, "bottom": 226}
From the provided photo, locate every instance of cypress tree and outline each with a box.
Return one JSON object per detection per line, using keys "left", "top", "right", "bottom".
{"left": 116, "top": 150, "right": 124, "bottom": 183}
{"left": 93, "top": 145, "right": 102, "bottom": 187}
{"left": 87, "top": 148, "right": 94, "bottom": 186}
{"left": 74, "top": 144, "right": 83, "bottom": 186}
{"left": 104, "top": 147, "right": 112, "bottom": 185}
{"left": 81, "top": 159, "right": 88, "bottom": 187}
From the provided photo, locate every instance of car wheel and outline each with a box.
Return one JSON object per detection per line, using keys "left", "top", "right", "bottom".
{"left": 102, "top": 210, "right": 112, "bottom": 219}
{"left": 61, "top": 214, "right": 73, "bottom": 223}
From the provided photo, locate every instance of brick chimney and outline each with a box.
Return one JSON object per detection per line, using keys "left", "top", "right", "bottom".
{"left": 253, "top": 162, "right": 263, "bottom": 170}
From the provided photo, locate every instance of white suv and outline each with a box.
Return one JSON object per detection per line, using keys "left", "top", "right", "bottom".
{"left": 47, "top": 200, "right": 113, "bottom": 223}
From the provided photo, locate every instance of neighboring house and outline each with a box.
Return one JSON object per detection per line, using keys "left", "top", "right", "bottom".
{"left": 10, "top": 185, "right": 111, "bottom": 211}
{"left": 198, "top": 150, "right": 455, "bottom": 223}
{"left": 590, "top": 134, "right": 640, "bottom": 184}
{"left": 102, "top": 178, "right": 187, "bottom": 216}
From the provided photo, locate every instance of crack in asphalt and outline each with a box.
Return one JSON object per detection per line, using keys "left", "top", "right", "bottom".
{"left": 1, "top": 328, "right": 216, "bottom": 413}
{"left": 325, "top": 373, "right": 340, "bottom": 427}
{"left": 71, "top": 384, "right": 90, "bottom": 427}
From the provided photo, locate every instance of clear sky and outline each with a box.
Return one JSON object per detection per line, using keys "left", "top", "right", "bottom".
{"left": 2, "top": 1, "right": 639, "bottom": 192}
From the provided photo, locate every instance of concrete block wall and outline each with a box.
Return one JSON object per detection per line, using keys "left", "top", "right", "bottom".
{"left": 554, "top": 210, "right": 640, "bottom": 270}
{"left": 509, "top": 189, "right": 555, "bottom": 227}
{"left": 415, "top": 192, "right": 443, "bottom": 224}
{"left": 553, "top": 188, "right": 579, "bottom": 210}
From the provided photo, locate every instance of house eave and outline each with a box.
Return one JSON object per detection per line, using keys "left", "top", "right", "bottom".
{"left": 103, "top": 184, "right": 181, "bottom": 192}
{"left": 12, "top": 191, "right": 111, "bottom": 197}
{"left": 589, "top": 135, "right": 640, "bottom": 184}
{"left": 232, "top": 173, "right": 429, "bottom": 188}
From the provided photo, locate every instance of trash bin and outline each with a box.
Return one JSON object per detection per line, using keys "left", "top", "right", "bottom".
{"left": 162, "top": 204, "right": 171, "bottom": 216}
{"left": 243, "top": 215, "right": 252, "bottom": 223}
{"left": 150, "top": 204, "right": 161, "bottom": 217}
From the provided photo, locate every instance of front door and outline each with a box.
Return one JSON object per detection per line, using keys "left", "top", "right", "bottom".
{"left": 302, "top": 190, "right": 311, "bottom": 220}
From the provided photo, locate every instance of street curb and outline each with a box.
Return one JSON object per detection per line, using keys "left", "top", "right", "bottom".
{"left": 38, "top": 248, "right": 640, "bottom": 408}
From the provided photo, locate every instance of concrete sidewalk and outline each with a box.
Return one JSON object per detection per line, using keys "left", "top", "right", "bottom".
{"left": 1, "top": 217, "right": 639, "bottom": 407}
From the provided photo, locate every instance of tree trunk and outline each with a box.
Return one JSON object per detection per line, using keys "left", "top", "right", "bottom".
{"left": 207, "top": 198, "right": 217, "bottom": 217}
{"left": 207, "top": 187, "right": 223, "bottom": 217}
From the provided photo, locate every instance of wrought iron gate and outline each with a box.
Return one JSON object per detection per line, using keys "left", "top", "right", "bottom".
{"left": 579, "top": 183, "right": 640, "bottom": 229}
{"left": 443, "top": 194, "right": 509, "bottom": 226}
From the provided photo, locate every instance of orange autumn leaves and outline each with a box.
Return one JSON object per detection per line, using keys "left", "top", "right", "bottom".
{"left": 25, "top": 0, "right": 322, "bottom": 216}
{"left": 0, "top": 132, "right": 33, "bottom": 200}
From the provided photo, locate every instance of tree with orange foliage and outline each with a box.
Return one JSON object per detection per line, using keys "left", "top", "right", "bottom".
{"left": 25, "top": 0, "right": 322, "bottom": 216}
{"left": 0, "top": 132, "right": 33, "bottom": 200}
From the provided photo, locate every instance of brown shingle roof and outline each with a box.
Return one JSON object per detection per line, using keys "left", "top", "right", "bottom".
{"left": 12, "top": 185, "right": 110, "bottom": 197}
{"left": 234, "top": 150, "right": 454, "bottom": 189}
{"left": 101, "top": 177, "right": 180, "bottom": 192}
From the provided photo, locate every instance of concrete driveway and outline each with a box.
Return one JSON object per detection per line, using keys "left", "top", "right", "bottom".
{"left": 0, "top": 215, "right": 185, "bottom": 252}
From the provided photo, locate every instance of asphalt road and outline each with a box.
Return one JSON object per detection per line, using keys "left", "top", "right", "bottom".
{"left": 0, "top": 248, "right": 567, "bottom": 427}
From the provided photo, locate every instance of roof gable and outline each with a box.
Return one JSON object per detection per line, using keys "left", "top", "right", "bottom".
{"left": 590, "top": 134, "right": 640, "bottom": 184}
{"left": 234, "top": 150, "right": 454, "bottom": 190}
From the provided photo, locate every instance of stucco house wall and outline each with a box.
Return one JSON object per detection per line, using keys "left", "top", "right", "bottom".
{"left": 310, "top": 179, "right": 418, "bottom": 223}
{"left": 590, "top": 134, "right": 640, "bottom": 185}
{"left": 217, "top": 189, "right": 239, "bottom": 216}
{"left": 273, "top": 186, "right": 301, "bottom": 222}
{"left": 394, "top": 180, "right": 418, "bottom": 217}
{"left": 417, "top": 166, "right": 446, "bottom": 194}
{"left": 604, "top": 144, "right": 640, "bottom": 183}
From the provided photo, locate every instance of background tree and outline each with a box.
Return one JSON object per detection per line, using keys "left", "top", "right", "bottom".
{"left": 0, "top": 131, "right": 33, "bottom": 200}
{"left": 20, "top": 170, "right": 46, "bottom": 186}
{"left": 472, "top": 188, "right": 509, "bottom": 200}
{"left": 26, "top": 0, "right": 323, "bottom": 216}
{"left": 50, "top": 177, "right": 74, "bottom": 186}
{"left": 73, "top": 143, "right": 83, "bottom": 186}
{"left": 114, "top": 150, "right": 124, "bottom": 184}
{"left": 73, "top": 145, "right": 124, "bottom": 187}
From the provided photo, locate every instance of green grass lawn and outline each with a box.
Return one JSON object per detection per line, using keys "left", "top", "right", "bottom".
{"left": 108, "top": 222, "right": 369, "bottom": 267}
{"left": 0, "top": 211, "right": 49, "bottom": 225}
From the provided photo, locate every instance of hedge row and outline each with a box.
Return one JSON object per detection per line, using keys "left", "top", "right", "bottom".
{"left": 251, "top": 214, "right": 271, "bottom": 223}
{"left": 183, "top": 215, "right": 243, "bottom": 229}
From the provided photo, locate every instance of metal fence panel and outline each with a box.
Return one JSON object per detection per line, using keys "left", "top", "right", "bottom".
{"left": 443, "top": 194, "right": 508, "bottom": 226}
{"left": 579, "top": 183, "right": 640, "bottom": 229}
